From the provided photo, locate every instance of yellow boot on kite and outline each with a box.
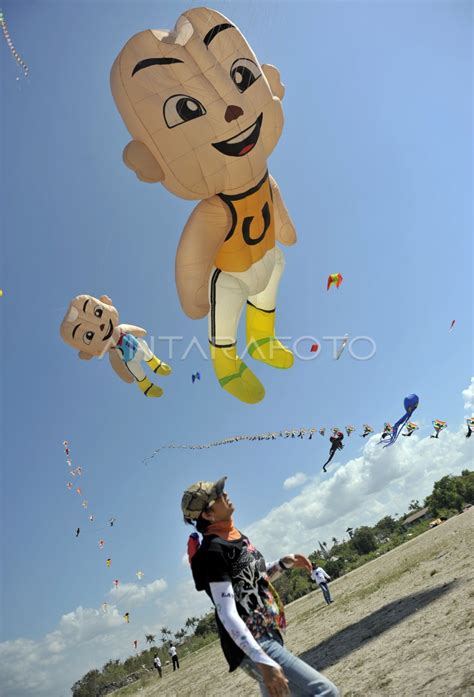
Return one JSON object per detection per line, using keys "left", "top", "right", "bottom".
{"left": 210, "top": 344, "right": 265, "bottom": 404}
{"left": 137, "top": 376, "right": 163, "bottom": 398}
{"left": 146, "top": 355, "right": 171, "bottom": 376}
{"left": 246, "top": 302, "right": 293, "bottom": 369}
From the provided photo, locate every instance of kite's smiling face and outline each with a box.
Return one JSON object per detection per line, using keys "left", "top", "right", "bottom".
{"left": 60, "top": 295, "right": 120, "bottom": 357}
{"left": 111, "top": 8, "right": 285, "bottom": 199}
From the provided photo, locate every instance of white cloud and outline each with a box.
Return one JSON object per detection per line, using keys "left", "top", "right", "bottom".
{"left": 462, "top": 377, "right": 474, "bottom": 411}
{"left": 106, "top": 578, "right": 167, "bottom": 608}
{"left": 283, "top": 472, "right": 309, "bottom": 489}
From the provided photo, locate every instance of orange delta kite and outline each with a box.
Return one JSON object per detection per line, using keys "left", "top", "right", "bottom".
{"left": 110, "top": 8, "right": 297, "bottom": 405}
{"left": 327, "top": 273, "right": 343, "bottom": 290}
{"left": 60, "top": 295, "right": 171, "bottom": 398}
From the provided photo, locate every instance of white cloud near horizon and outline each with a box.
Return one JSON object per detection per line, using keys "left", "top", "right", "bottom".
{"left": 462, "top": 377, "right": 474, "bottom": 412}
{"left": 283, "top": 472, "right": 309, "bottom": 489}
{"left": 106, "top": 578, "right": 167, "bottom": 608}
{"left": 1, "top": 379, "right": 472, "bottom": 697}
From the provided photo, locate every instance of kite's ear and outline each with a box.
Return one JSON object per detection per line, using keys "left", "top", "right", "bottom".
{"left": 123, "top": 141, "right": 165, "bottom": 183}
{"left": 261, "top": 64, "right": 285, "bottom": 100}
{"left": 99, "top": 295, "right": 113, "bottom": 305}
{"left": 78, "top": 351, "right": 93, "bottom": 361}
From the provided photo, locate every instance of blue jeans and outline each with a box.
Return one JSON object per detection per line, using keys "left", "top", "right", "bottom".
{"left": 319, "top": 582, "right": 332, "bottom": 605}
{"left": 241, "top": 630, "right": 339, "bottom": 696}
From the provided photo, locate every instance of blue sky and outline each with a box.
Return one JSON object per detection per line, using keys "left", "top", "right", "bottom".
{"left": 0, "top": 1, "right": 472, "bottom": 694}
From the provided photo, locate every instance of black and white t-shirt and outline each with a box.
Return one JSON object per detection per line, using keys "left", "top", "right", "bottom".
{"left": 191, "top": 533, "right": 285, "bottom": 671}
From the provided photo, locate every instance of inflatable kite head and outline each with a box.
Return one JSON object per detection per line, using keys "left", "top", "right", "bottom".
{"left": 60, "top": 295, "right": 120, "bottom": 359}
{"left": 110, "top": 8, "right": 285, "bottom": 200}
{"left": 404, "top": 394, "right": 419, "bottom": 414}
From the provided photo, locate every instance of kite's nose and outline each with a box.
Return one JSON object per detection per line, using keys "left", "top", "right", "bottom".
{"left": 225, "top": 105, "right": 244, "bottom": 122}
{"left": 100, "top": 324, "right": 105, "bottom": 331}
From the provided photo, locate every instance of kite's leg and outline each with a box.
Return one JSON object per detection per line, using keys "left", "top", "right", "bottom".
{"left": 246, "top": 248, "right": 293, "bottom": 369}
{"left": 322, "top": 447, "right": 336, "bottom": 473}
{"left": 125, "top": 339, "right": 163, "bottom": 398}
{"left": 138, "top": 338, "right": 171, "bottom": 376}
{"left": 208, "top": 269, "right": 264, "bottom": 404}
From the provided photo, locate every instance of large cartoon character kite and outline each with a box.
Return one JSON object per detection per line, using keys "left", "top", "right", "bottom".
{"left": 110, "top": 8, "right": 296, "bottom": 404}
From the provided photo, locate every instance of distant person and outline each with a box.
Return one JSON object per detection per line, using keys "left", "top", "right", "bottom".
{"left": 311, "top": 564, "right": 333, "bottom": 605}
{"left": 153, "top": 655, "right": 162, "bottom": 678}
{"left": 182, "top": 476, "right": 339, "bottom": 696}
{"left": 168, "top": 644, "right": 179, "bottom": 671}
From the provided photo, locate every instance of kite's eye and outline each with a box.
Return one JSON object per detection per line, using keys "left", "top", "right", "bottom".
{"left": 94, "top": 307, "right": 103, "bottom": 318}
{"left": 163, "top": 95, "right": 206, "bottom": 128}
{"left": 83, "top": 330, "right": 95, "bottom": 345}
{"left": 230, "top": 58, "right": 261, "bottom": 93}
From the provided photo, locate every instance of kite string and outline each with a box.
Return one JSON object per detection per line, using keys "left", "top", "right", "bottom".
{"left": 0, "top": 10, "right": 29, "bottom": 77}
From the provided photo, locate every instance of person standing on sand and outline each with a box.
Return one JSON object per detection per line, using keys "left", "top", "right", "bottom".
{"left": 182, "top": 476, "right": 339, "bottom": 697}
{"left": 311, "top": 564, "right": 333, "bottom": 605}
{"left": 153, "top": 655, "right": 162, "bottom": 678}
{"left": 169, "top": 644, "right": 180, "bottom": 671}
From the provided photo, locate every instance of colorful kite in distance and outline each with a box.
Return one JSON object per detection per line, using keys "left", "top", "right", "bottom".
{"left": 75, "top": 528, "right": 80, "bottom": 537}
{"left": 109, "top": 518, "right": 116, "bottom": 527}
{"left": 449, "top": 320, "right": 456, "bottom": 332}
{"left": 322, "top": 431, "right": 344, "bottom": 473}
{"left": 345, "top": 425, "right": 355, "bottom": 437}
{"left": 430, "top": 420, "right": 447, "bottom": 439}
{"left": 133, "top": 640, "right": 138, "bottom": 650}
{"left": 381, "top": 394, "right": 419, "bottom": 448}
{"left": 0, "top": 11, "right": 29, "bottom": 78}
{"left": 98, "top": 540, "right": 105, "bottom": 549}
{"left": 402, "top": 422, "right": 419, "bottom": 437}
{"left": 82, "top": 500, "right": 88, "bottom": 509}
{"left": 327, "top": 273, "right": 343, "bottom": 290}
{"left": 466, "top": 418, "right": 474, "bottom": 438}
{"left": 380, "top": 423, "right": 393, "bottom": 441}
{"left": 67, "top": 482, "right": 73, "bottom": 490}
{"left": 319, "top": 428, "right": 326, "bottom": 436}
{"left": 123, "top": 612, "right": 130, "bottom": 623}
{"left": 336, "top": 335, "right": 349, "bottom": 360}
{"left": 361, "top": 424, "right": 373, "bottom": 438}
{"left": 113, "top": 579, "right": 119, "bottom": 588}
{"left": 136, "top": 571, "right": 144, "bottom": 580}
{"left": 191, "top": 372, "right": 201, "bottom": 383}
{"left": 76, "top": 487, "right": 82, "bottom": 495}
{"left": 106, "top": 558, "right": 112, "bottom": 567}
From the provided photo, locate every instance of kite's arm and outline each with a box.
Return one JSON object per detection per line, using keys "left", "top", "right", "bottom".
{"left": 108, "top": 349, "right": 135, "bottom": 384}
{"left": 176, "top": 197, "right": 231, "bottom": 319}
{"left": 120, "top": 324, "right": 147, "bottom": 337}
{"left": 269, "top": 174, "right": 297, "bottom": 246}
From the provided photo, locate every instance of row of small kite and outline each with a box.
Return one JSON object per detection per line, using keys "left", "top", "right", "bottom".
{"left": 64, "top": 440, "right": 148, "bottom": 623}
{"left": 144, "top": 418, "right": 473, "bottom": 462}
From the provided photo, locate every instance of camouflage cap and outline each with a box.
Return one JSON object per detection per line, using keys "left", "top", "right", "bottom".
{"left": 181, "top": 477, "right": 227, "bottom": 521}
